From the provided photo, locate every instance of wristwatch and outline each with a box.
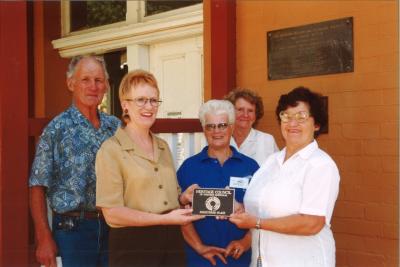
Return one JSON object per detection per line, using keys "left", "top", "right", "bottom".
{"left": 255, "top": 217, "right": 261, "bottom": 229}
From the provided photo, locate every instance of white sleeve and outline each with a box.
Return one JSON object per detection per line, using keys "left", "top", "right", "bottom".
{"left": 272, "top": 136, "right": 279, "bottom": 152}
{"left": 299, "top": 160, "right": 340, "bottom": 224}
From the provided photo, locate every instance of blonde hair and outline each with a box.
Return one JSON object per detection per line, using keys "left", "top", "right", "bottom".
{"left": 119, "top": 70, "right": 160, "bottom": 126}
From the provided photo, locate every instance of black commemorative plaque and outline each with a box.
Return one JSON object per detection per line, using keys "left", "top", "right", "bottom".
{"left": 267, "top": 17, "right": 353, "bottom": 80}
{"left": 192, "top": 188, "right": 235, "bottom": 216}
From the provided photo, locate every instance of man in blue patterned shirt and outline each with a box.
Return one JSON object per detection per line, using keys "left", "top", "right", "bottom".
{"left": 29, "top": 55, "right": 120, "bottom": 267}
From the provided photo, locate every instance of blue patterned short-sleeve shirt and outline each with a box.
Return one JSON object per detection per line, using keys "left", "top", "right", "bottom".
{"left": 29, "top": 105, "right": 120, "bottom": 213}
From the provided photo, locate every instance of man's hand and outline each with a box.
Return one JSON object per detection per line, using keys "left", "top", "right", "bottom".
{"left": 36, "top": 233, "right": 58, "bottom": 267}
{"left": 30, "top": 186, "right": 58, "bottom": 267}
{"left": 197, "top": 245, "right": 227, "bottom": 266}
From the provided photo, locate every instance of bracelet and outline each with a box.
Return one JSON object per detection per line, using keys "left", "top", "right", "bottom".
{"left": 255, "top": 217, "right": 261, "bottom": 229}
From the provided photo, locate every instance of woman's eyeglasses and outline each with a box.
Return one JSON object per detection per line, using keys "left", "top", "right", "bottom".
{"left": 279, "top": 111, "right": 310, "bottom": 123}
{"left": 125, "top": 97, "right": 162, "bottom": 107}
{"left": 204, "top": 123, "right": 230, "bottom": 131}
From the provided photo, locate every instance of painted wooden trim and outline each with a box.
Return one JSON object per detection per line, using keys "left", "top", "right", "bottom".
{"left": 0, "top": 2, "right": 29, "bottom": 266}
{"left": 29, "top": 118, "right": 202, "bottom": 137}
{"left": 210, "top": 0, "right": 236, "bottom": 99}
{"left": 152, "top": 119, "right": 203, "bottom": 133}
{"left": 53, "top": 8, "right": 203, "bottom": 58}
{"left": 29, "top": 118, "right": 50, "bottom": 137}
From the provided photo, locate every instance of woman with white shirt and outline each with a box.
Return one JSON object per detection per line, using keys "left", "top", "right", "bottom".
{"left": 225, "top": 89, "right": 278, "bottom": 166}
{"left": 229, "top": 87, "right": 340, "bottom": 267}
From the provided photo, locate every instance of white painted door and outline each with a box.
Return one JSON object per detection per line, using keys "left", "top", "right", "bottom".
{"left": 150, "top": 36, "right": 203, "bottom": 119}
{"left": 149, "top": 36, "right": 206, "bottom": 167}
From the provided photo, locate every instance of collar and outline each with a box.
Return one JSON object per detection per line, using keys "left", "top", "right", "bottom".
{"left": 115, "top": 127, "right": 135, "bottom": 150}
{"left": 231, "top": 128, "right": 256, "bottom": 148}
{"left": 69, "top": 104, "right": 89, "bottom": 127}
{"left": 98, "top": 111, "right": 116, "bottom": 130}
{"left": 245, "top": 128, "right": 257, "bottom": 143}
{"left": 297, "top": 140, "right": 318, "bottom": 159}
{"left": 68, "top": 104, "right": 113, "bottom": 130}
{"left": 199, "top": 146, "right": 243, "bottom": 162}
{"left": 277, "top": 140, "right": 318, "bottom": 164}
{"left": 68, "top": 103, "right": 115, "bottom": 130}
{"left": 114, "top": 127, "right": 166, "bottom": 161}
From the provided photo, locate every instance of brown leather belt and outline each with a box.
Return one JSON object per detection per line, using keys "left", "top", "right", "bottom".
{"left": 55, "top": 210, "right": 104, "bottom": 220}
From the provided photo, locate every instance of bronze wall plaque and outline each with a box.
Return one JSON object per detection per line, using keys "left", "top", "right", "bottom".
{"left": 267, "top": 17, "right": 353, "bottom": 80}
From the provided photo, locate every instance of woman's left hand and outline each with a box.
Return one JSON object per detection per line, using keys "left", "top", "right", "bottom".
{"left": 229, "top": 212, "right": 257, "bottom": 229}
{"left": 164, "top": 208, "right": 205, "bottom": 225}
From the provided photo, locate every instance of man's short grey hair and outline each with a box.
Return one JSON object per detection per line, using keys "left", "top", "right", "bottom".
{"left": 198, "top": 99, "right": 235, "bottom": 127}
{"left": 66, "top": 55, "right": 109, "bottom": 79}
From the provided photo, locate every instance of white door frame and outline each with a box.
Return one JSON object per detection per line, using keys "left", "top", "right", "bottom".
{"left": 53, "top": 1, "right": 203, "bottom": 59}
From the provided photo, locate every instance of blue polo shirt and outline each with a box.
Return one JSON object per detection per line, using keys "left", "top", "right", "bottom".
{"left": 177, "top": 146, "right": 259, "bottom": 267}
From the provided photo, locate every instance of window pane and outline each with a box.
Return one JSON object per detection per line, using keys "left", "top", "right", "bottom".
{"left": 145, "top": 0, "right": 202, "bottom": 16}
{"left": 70, "top": 1, "right": 126, "bottom": 32}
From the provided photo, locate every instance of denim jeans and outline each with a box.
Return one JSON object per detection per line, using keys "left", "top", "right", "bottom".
{"left": 52, "top": 213, "right": 109, "bottom": 267}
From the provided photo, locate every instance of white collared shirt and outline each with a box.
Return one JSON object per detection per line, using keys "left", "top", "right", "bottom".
{"left": 244, "top": 140, "right": 340, "bottom": 267}
{"left": 230, "top": 128, "right": 278, "bottom": 166}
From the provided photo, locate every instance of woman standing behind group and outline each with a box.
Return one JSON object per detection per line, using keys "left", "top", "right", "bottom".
{"left": 95, "top": 70, "right": 202, "bottom": 267}
{"left": 230, "top": 87, "right": 340, "bottom": 267}
{"left": 225, "top": 89, "right": 278, "bottom": 166}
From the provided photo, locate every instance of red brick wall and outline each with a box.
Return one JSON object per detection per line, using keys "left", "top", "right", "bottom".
{"left": 236, "top": 1, "right": 398, "bottom": 266}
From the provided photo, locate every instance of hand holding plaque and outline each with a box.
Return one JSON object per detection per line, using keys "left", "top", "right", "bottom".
{"left": 192, "top": 188, "right": 235, "bottom": 216}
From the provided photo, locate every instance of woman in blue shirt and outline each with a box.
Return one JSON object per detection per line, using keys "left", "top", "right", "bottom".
{"left": 177, "top": 100, "right": 259, "bottom": 267}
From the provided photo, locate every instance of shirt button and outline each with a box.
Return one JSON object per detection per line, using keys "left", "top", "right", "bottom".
{"left": 154, "top": 167, "right": 158, "bottom": 172}
{"left": 164, "top": 201, "right": 168, "bottom": 205}
{"left": 159, "top": 184, "right": 163, "bottom": 189}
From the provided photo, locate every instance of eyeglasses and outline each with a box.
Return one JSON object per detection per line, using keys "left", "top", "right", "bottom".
{"left": 125, "top": 97, "right": 162, "bottom": 107}
{"left": 279, "top": 111, "right": 310, "bottom": 123}
{"left": 204, "top": 123, "right": 230, "bottom": 131}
